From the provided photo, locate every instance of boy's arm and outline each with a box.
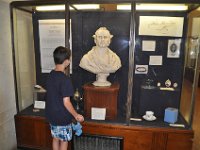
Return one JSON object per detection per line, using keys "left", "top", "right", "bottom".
{"left": 63, "top": 97, "right": 84, "bottom": 122}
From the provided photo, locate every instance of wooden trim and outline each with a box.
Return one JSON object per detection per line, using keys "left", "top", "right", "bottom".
{"left": 82, "top": 121, "right": 193, "bottom": 150}
{"left": 82, "top": 121, "right": 194, "bottom": 134}
{"left": 15, "top": 114, "right": 194, "bottom": 150}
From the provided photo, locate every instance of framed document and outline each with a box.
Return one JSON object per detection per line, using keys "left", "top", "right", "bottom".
{"left": 39, "top": 19, "right": 72, "bottom": 73}
{"left": 139, "top": 16, "right": 184, "bottom": 37}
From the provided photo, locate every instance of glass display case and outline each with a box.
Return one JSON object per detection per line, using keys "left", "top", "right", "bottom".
{"left": 11, "top": 0, "right": 200, "bottom": 149}
{"left": 11, "top": 0, "right": 200, "bottom": 125}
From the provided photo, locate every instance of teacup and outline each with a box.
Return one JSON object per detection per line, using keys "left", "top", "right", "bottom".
{"left": 145, "top": 111, "right": 154, "bottom": 119}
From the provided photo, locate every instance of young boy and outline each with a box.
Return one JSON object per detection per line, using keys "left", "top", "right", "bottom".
{"left": 45, "top": 46, "right": 84, "bottom": 150}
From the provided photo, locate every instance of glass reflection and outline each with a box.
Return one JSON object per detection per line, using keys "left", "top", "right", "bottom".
{"left": 180, "top": 8, "right": 200, "bottom": 123}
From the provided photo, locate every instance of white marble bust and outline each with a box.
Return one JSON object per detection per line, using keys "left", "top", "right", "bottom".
{"left": 79, "top": 27, "right": 121, "bottom": 86}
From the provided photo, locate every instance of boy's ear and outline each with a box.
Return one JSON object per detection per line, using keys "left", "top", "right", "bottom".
{"left": 64, "top": 59, "right": 70, "bottom": 66}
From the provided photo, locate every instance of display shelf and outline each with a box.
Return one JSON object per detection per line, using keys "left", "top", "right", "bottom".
{"left": 17, "top": 105, "right": 191, "bottom": 130}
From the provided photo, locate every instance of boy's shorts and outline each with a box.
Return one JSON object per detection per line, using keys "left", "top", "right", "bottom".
{"left": 50, "top": 124, "right": 72, "bottom": 141}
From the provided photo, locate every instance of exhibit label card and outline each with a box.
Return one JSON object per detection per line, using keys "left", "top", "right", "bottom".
{"left": 142, "top": 40, "right": 156, "bottom": 51}
{"left": 139, "top": 16, "right": 184, "bottom": 37}
{"left": 34, "top": 101, "right": 45, "bottom": 109}
{"left": 135, "top": 65, "right": 148, "bottom": 74}
{"left": 149, "top": 56, "right": 163, "bottom": 65}
{"left": 91, "top": 107, "right": 106, "bottom": 120}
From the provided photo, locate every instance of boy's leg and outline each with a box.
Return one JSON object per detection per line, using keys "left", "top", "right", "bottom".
{"left": 52, "top": 137, "right": 60, "bottom": 150}
{"left": 60, "top": 141, "right": 68, "bottom": 150}
{"left": 50, "top": 124, "right": 71, "bottom": 150}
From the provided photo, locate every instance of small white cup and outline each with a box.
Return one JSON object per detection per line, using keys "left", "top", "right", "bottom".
{"left": 145, "top": 111, "right": 154, "bottom": 119}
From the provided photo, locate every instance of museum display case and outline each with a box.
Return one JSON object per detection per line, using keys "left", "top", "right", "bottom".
{"left": 10, "top": 0, "right": 200, "bottom": 149}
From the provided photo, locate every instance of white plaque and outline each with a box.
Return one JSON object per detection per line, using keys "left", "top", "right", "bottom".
{"left": 149, "top": 56, "right": 163, "bottom": 65}
{"left": 91, "top": 107, "right": 106, "bottom": 120}
{"left": 34, "top": 101, "right": 46, "bottom": 109}
{"left": 135, "top": 65, "right": 148, "bottom": 74}
{"left": 142, "top": 40, "right": 156, "bottom": 51}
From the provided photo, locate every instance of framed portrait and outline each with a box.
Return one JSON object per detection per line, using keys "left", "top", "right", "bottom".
{"left": 167, "top": 39, "right": 181, "bottom": 58}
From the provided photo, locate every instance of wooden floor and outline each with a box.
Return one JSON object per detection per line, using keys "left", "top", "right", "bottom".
{"left": 192, "top": 83, "right": 200, "bottom": 150}
{"left": 180, "top": 79, "right": 200, "bottom": 150}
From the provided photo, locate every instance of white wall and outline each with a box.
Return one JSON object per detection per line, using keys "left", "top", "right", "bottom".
{"left": 0, "top": 0, "right": 17, "bottom": 150}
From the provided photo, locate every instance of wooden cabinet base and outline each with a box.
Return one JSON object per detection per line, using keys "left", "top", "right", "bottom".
{"left": 15, "top": 115, "right": 71, "bottom": 150}
{"left": 15, "top": 114, "right": 193, "bottom": 150}
{"left": 82, "top": 122, "right": 194, "bottom": 150}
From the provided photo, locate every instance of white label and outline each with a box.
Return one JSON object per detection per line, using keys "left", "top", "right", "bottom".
{"left": 91, "top": 107, "right": 106, "bottom": 120}
{"left": 34, "top": 101, "right": 46, "bottom": 109}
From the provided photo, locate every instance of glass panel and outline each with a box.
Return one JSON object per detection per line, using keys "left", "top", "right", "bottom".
{"left": 70, "top": 3, "right": 131, "bottom": 122}
{"left": 13, "top": 2, "right": 131, "bottom": 123}
{"left": 13, "top": 3, "right": 67, "bottom": 111}
{"left": 180, "top": 7, "right": 200, "bottom": 123}
{"left": 12, "top": 1, "right": 200, "bottom": 127}
{"left": 132, "top": 3, "right": 188, "bottom": 123}
{"left": 13, "top": 8, "right": 36, "bottom": 111}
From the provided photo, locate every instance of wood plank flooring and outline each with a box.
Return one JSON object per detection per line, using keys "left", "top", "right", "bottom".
{"left": 180, "top": 78, "right": 200, "bottom": 150}
{"left": 192, "top": 84, "right": 200, "bottom": 150}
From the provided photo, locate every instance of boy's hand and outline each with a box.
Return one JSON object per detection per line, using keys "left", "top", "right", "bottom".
{"left": 75, "top": 114, "right": 84, "bottom": 122}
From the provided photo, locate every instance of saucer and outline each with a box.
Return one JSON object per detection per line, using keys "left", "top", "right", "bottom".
{"left": 142, "top": 115, "right": 156, "bottom": 121}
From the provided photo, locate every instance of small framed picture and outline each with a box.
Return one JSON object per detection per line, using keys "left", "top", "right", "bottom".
{"left": 167, "top": 39, "right": 181, "bottom": 58}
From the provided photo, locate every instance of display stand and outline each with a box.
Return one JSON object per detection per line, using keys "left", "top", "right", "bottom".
{"left": 83, "top": 83, "right": 120, "bottom": 120}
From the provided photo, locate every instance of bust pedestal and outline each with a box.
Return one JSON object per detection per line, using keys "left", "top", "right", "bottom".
{"left": 83, "top": 83, "right": 120, "bottom": 120}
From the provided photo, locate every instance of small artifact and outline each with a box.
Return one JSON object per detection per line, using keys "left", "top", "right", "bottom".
{"left": 165, "top": 79, "right": 171, "bottom": 87}
{"left": 157, "top": 82, "right": 161, "bottom": 87}
{"left": 33, "top": 108, "right": 40, "bottom": 112}
{"left": 173, "top": 82, "right": 178, "bottom": 88}
{"left": 73, "top": 88, "right": 81, "bottom": 111}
